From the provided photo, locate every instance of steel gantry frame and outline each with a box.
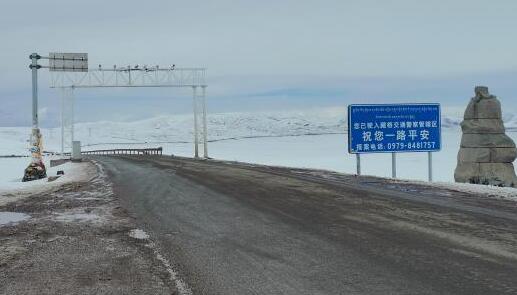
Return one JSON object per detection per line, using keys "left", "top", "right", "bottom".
{"left": 50, "top": 66, "right": 208, "bottom": 158}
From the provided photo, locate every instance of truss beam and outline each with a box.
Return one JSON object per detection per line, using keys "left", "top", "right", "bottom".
{"left": 50, "top": 67, "right": 206, "bottom": 88}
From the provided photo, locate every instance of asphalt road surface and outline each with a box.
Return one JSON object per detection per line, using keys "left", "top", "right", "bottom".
{"left": 96, "top": 155, "right": 517, "bottom": 295}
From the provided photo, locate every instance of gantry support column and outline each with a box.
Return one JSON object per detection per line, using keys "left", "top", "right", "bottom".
{"left": 192, "top": 86, "right": 199, "bottom": 158}
{"left": 201, "top": 86, "right": 208, "bottom": 158}
{"left": 60, "top": 88, "right": 65, "bottom": 155}
{"left": 70, "top": 87, "right": 75, "bottom": 150}
{"left": 60, "top": 87, "right": 75, "bottom": 156}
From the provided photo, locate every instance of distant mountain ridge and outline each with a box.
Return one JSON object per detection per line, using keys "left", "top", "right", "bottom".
{"left": 1, "top": 107, "right": 516, "bottom": 156}
{"left": 72, "top": 109, "right": 517, "bottom": 145}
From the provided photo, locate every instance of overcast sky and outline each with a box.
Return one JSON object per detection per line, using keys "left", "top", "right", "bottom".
{"left": 1, "top": 0, "right": 517, "bottom": 126}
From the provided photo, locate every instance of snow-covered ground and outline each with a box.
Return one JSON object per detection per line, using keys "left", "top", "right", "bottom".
{"left": 0, "top": 108, "right": 350, "bottom": 155}
{"left": 404, "top": 179, "right": 517, "bottom": 202}
{"left": 4, "top": 106, "right": 517, "bottom": 156}
{"left": 0, "top": 160, "right": 94, "bottom": 202}
{"left": 1, "top": 107, "right": 516, "bottom": 193}
{"left": 0, "top": 211, "right": 30, "bottom": 226}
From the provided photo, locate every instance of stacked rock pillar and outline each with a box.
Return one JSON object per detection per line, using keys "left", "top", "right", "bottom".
{"left": 454, "top": 86, "right": 517, "bottom": 187}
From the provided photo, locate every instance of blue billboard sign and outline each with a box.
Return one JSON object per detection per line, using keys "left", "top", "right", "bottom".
{"left": 348, "top": 104, "right": 441, "bottom": 154}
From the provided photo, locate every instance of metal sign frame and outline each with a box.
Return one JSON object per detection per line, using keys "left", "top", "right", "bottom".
{"left": 347, "top": 103, "right": 441, "bottom": 181}
{"left": 50, "top": 62, "right": 208, "bottom": 159}
{"left": 49, "top": 53, "right": 88, "bottom": 72}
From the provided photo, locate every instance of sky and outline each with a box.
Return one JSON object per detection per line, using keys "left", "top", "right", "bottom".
{"left": 1, "top": 0, "right": 517, "bottom": 126}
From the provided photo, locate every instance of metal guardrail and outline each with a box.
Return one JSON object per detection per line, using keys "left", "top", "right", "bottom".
{"left": 81, "top": 147, "right": 163, "bottom": 156}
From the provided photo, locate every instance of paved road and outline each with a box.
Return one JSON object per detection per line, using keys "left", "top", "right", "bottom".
{"left": 96, "top": 155, "right": 517, "bottom": 295}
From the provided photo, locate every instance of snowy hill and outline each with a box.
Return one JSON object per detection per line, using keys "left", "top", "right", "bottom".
{"left": 1, "top": 107, "right": 516, "bottom": 156}
{"left": 0, "top": 108, "right": 348, "bottom": 155}
{"left": 76, "top": 109, "right": 348, "bottom": 146}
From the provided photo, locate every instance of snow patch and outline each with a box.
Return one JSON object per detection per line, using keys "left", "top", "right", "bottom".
{"left": 0, "top": 160, "right": 94, "bottom": 196}
{"left": 413, "top": 180, "right": 517, "bottom": 201}
{"left": 0, "top": 212, "right": 30, "bottom": 226}
{"left": 154, "top": 251, "right": 193, "bottom": 295}
{"left": 54, "top": 212, "right": 103, "bottom": 223}
{"left": 129, "top": 228, "right": 193, "bottom": 294}
{"left": 129, "top": 229, "right": 149, "bottom": 240}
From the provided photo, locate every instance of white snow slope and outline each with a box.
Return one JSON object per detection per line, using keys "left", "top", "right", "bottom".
{"left": 0, "top": 109, "right": 347, "bottom": 155}
{"left": 1, "top": 107, "right": 516, "bottom": 195}
{"left": 3, "top": 107, "right": 517, "bottom": 156}
{"left": 0, "top": 160, "right": 95, "bottom": 204}
{"left": 1, "top": 108, "right": 351, "bottom": 155}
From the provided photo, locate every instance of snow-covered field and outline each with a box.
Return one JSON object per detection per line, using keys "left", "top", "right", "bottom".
{"left": 0, "top": 156, "right": 62, "bottom": 191}
{"left": 1, "top": 107, "right": 517, "bottom": 189}
{"left": 0, "top": 159, "right": 93, "bottom": 199}
{"left": 0, "top": 108, "right": 350, "bottom": 155}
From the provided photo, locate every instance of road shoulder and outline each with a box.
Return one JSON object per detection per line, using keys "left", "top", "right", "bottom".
{"left": 0, "top": 160, "right": 179, "bottom": 294}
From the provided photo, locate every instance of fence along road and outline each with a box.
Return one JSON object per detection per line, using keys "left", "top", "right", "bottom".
{"left": 82, "top": 147, "right": 163, "bottom": 156}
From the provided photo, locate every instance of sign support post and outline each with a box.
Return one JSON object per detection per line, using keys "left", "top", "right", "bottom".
{"left": 23, "top": 52, "right": 88, "bottom": 181}
{"left": 31, "top": 53, "right": 39, "bottom": 128}
{"left": 356, "top": 154, "right": 361, "bottom": 175}
{"left": 428, "top": 151, "right": 433, "bottom": 182}
{"left": 23, "top": 53, "right": 47, "bottom": 181}
{"left": 392, "top": 153, "right": 397, "bottom": 178}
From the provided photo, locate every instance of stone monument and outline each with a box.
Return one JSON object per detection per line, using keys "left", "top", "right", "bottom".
{"left": 455, "top": 86, "right": 517, "bottom": 187}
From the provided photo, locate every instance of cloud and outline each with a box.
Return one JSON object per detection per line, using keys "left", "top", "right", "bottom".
{"left": 2, "top": 1, "right": 517, "bottom": 126}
